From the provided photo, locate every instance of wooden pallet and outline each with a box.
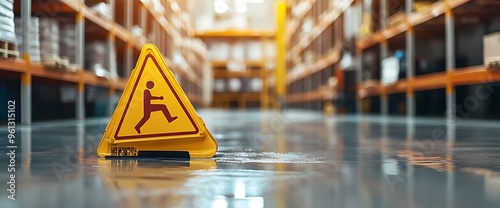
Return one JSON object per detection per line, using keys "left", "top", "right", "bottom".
{"left": 42, "top": 56, "right": 70, "bottom": 70}
{"left": 41, "top": 56, "right": 81, "bottom": 73}
{"left": 0, "top": 41, "right": 19, "bottom": 58}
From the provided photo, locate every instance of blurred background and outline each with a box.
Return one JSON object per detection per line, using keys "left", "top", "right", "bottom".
{"left": 1, "top": 1, "right": 500, "bottom": 208}
{"left": 1, "top": 0, "right": 500, "bottom": 122}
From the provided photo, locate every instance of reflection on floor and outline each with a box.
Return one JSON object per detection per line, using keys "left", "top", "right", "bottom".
{"left": 1, "top": 109, "right": 500, "bottom": 208}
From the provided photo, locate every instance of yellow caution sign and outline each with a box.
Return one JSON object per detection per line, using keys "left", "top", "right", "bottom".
{"left": 97, "top": 44, "right": 217, "bottom": 158}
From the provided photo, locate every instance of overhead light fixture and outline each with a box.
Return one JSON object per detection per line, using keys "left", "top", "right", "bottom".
{"left": 245, "top": 0, "right": 264, "bottom": 3}
{"left": 170, "top": 2, "right": 180, "bottom": 12}
{"left": 235, "top": 0, "right": 247, "bottom": 13}
{"left": 214, "top": 0, "right": 228, "bottom": 14}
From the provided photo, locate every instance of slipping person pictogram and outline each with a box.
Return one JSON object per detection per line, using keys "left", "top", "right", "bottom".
{"left": 135, "top": 81, "right": 178, "bottom": 134}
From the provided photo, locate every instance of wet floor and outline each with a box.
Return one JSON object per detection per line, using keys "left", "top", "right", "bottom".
{"left": 1, "top": 109, "right": 500, "bottom": 208}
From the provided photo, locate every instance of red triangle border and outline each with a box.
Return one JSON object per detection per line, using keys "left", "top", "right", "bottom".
{"left": 114, "top": 54, "right": 200, "bottom": 140}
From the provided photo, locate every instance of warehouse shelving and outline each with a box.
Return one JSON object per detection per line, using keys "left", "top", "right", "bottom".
{"left": 285, "top": 0, "right": 500, "bottom": 117}
{"left": 197, "top": 30, "right": 274, "bottom": 109}
{"left": 1, "top": 0, "right": 208, "bottom": 123}
{"left": 285, "top": 0, "right": 317, "bottom": 42}
{"left": 355, "top": 0, "right": 500, "bottom": 119}
{"left": 285, "top": 0, "right": 350, "bottom": 110}
{"left": 287, "top": 0, "right": 352, "bottom": 61}
{"left": 0, "top": 59, "right": 128, "bottom": 89}
{"left": 213, "top": 70, "right": 262, "bottom": 79}
{"left": 287, "top": 49, "right": 340, "bottom": 84}
{"left": 356, "top": 0, "right": 470, "bottom": 50}
{"left": 212, "top": 60, "right": 263, "bottom": 78}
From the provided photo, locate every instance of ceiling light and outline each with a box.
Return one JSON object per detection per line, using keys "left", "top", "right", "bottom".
{"left": 245, "top": 0, "right": 264, "bottom": 3}
{"left": 214, "top": 0, "right": 228, "bottom": 14}
{"left": 170, "top": 2, "right": 180, "bottom": 12}
{"left": 235, "top": 0, "right": 247, "bottom": 13}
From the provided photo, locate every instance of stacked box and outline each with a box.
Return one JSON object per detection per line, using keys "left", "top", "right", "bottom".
{"left": 85, "top": 41, "right": 117, "bottom": 79}
{"left": 209, "top": 42, "right": 230, "bottom": 61}
{"left": 39, "top": 18, "right": 59, "bottom": 62}
{"left": 59, "top": 21, "right": 76, "bottom": 64}
{"left": 246, "top": 41, "right": 262, "bottom": 61}
{"left": 89, "top": 2, "right": 112, "bottom": 20}
{"left": 227, "top": 78, "right": 242, "bottom": 92}
{"left": 86, "top": 41, "right": 109, "bottom": 78}
{"left": 484, "top": 32, "right": 500, "bottom": 69}
{"left": 231, "top": 42, "right": 246, "bottom": 60}
{"left": 213, "top": 79, "right": 226, "bottom": 93}
{"left": 14, "top": 17, "right": 40, "bottom": 61}
{"left": 0, "top": 0, "right": 16, "bottom": 44}
{"left": 248, "top": 78, "right": 262, "bottom": 92}
{"left": 228, "top": 42, "right": 246, "bottom": 72}
{"left": 241, "top": 78, "right": 262, "bottom": 93}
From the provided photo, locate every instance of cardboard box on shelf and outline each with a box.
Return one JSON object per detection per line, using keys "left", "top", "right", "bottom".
{"left": 213, "top": 79, "right": 226, "bottom": 92}
{"left": 246, "top": 41, "right": 262, "bottom": 61}
{"left": 227, "top": 60, "right": 246, "bottom": 72}
{"left": 39, "top": 18, "right": 60, "bottom": 63}
{"left": 86, "top": 41, "right": 116, "bottom": 78}
{"left": 300, "top": 16, "right": 315, "bottom": 40}
{"left": 0, "top": 0, "right": 16, "bottom": 54}
{"left": 90, "top": 2, "right": 113, "bottom": 20}
{"left": 227, "top": 78, "right": 242, "bottom": 92}
{"left": 245, "top": 78, "right": 262, "bottom": 92}
{"left": 484, "top": 32, "right": 500, "bottom": 70}
{"left": 231, "top": 41, "right": 246, "bottom": 60}
{"left": 304, "top": 50, "right": 315, "bottom": 65}
{"left": 250, "top": 78, "right": 262, "bottom": 92}
{"left": 60, "top": 20, "right": 76, "bottom": 65}
{"left": 14, "top": 18, "right": 39, "bottom": 60}
{"left": 381, "top": 56, "right": 400, "bottom": 85}
{"left": 209, "top": 42, "right": 230, "bottom": 61}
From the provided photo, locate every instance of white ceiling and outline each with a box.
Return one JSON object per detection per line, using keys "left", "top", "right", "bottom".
{"left": 189, "top": 0, "right": 276, "bottom": 31}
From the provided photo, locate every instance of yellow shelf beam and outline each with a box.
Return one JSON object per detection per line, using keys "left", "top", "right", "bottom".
{"left": 286, "top": 90, "right": 323, "bottom": 103}
{"left": 195, "top": 30, "right": 275, "bottom": 38}
{"left": 0, "top": 59, "right": 27, "bottom": 73}
{"left": 357, "top": 65, "right": 500, "bottom": 99}
{"left": 213, "top": 70, "right": 261, "bottom": 78}
{"left": 211, "top": 60, "right": 264, "bottom": 68}
{"left": 287, "top": 49, "right": 340, "bottom": 84}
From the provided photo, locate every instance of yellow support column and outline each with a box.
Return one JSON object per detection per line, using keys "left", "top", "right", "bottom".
{"left": 260, "top": 37, "right": 269, "bottom": 110}
{"left": 21, "top": 54, "right": 31, "bottom": 125}
{"left": 275, "top": 1, "right": 287, "bottom": 110}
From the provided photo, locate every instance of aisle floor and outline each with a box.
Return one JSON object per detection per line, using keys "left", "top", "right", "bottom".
{"left": 1, "top": 109, "right": 500, "bottom": 208}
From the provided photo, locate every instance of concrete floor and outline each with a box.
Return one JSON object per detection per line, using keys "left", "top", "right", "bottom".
{"left": 1, "top": 109, "right": 500, "bottom": 208}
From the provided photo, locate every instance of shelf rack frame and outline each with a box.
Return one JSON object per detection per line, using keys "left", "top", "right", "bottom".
{"left": 3, "top": 0, "right": 208, "bottom": 123}
{"left": 355, "top": 0, "right": 500, "bottom": 121}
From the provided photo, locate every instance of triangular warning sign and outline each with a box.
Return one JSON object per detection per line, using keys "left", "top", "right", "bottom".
{"left": 97, "top": 44, "right": 217, "bottom": 158}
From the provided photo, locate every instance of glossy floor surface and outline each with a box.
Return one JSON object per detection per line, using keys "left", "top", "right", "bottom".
{"left": 1, "top": 109, "right": 500, "bottom": 208}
